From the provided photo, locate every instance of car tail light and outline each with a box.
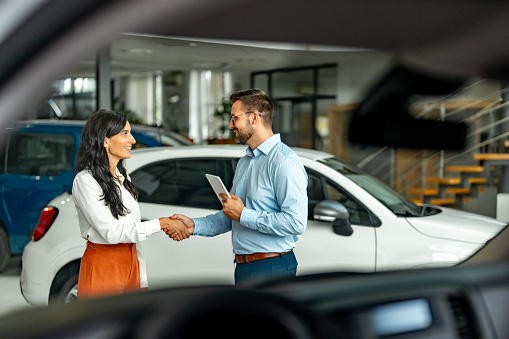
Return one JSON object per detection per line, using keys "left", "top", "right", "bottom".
{"left": 32, "top": 207, "right": 59, "bottom": 241}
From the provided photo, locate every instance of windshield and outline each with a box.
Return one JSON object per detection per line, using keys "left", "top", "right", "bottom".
{"left": 318, "top": 157, "right": 422, "bottom": 216}
{"left": 140, "top": 130, "right": 192, "bottom": 146}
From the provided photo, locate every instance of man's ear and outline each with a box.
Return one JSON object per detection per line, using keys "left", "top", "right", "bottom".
{"left": 252, "top": 112, "right": 262, "bottom": 125}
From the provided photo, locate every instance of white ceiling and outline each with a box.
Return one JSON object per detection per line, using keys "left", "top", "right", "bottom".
{"left": 66, "top": 34, "right": 378, "bottom": 78}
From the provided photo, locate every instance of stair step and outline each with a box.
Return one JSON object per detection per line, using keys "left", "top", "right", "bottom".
{"left": 505, "top": 140, "right": 509, "bottom": 147}
{"left": 445, "top": 166, "right": 484, "bottom": 173}
{"left": 409, "top": 188, "right": 438, "bottom": 196}
{"left": 425, "top": 177, "right": 488, "bottom": 185}
{"left": 426, "top": 177, "right": 461, "bottom": 185}
{"left": 445, "top": 188, "right": 471, "bottom": 195}
{"left": 473, "top": 153, "right": 509, "bottom": 160}
{"left": 430, "top": 198, "right": 456, "bottom": 205}
{"left": 468, "top": 177, "right": 488, "bottom": 184}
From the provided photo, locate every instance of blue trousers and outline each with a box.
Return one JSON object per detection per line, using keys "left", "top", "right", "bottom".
{"left": 234, "top": 250, "right": 298, "bottom": 285}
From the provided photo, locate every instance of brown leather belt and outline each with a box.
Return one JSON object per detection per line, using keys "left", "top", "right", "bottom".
{"left": 235, "top": 250, "right": 292, "bottom": 264}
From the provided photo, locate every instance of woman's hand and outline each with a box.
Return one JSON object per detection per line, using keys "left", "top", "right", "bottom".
{"left": 158, "top": 217, "right": 191, "bottom": 241}
{"left": 164, "top": 214, "right": 195, "bottom": 241}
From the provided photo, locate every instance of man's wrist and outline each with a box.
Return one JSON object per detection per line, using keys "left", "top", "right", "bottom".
{"left": 239, "top": 208, "right": 256, "bottom": 228}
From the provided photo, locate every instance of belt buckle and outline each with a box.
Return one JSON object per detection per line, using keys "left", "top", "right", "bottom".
{"left": 237, "top": 254, "right": 249, "bottom": 264}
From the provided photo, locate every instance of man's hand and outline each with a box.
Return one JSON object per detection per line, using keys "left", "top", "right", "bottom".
{"left": 159, "top": 217, "right": 190, "bottom": 241}
{"left": 163, "top": 214, "right": 195, "bottom": 240}
{"left": 220, "top": 193, "right": 244, "bottom": 221}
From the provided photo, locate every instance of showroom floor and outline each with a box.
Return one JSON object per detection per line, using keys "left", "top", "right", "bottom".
{"left": 0, "top": 257, "right": 33, "bottom": 317}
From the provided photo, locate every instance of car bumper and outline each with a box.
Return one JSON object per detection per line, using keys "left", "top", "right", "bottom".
{"left": 20, "top": 241, "right": 55, "bottom": 306}
{"left": 21, "top": 238, "right": 84, "bottom": 307}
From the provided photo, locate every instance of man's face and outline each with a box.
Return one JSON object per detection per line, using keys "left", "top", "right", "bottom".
{"left": 229, "top": 101, "right": 254, "bottom": 145}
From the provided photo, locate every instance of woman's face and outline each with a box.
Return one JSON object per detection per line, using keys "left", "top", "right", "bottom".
{"left": 104, "top": 121, "right": 136, "bottom": 164}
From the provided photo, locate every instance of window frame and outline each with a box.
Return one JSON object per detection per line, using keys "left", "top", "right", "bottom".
{"left": 131, "top": 156, "right": 238, "bottom": 210}
{"left": 5, "top": 131, "right": 74, "bottom": 177}
{"left": 306, "top": 168, "right": 381, "bottom": 227}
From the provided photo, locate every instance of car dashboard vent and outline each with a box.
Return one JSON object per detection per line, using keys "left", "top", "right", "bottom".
{"left": 448, "top": 294, "right": 479, "bottom": 339}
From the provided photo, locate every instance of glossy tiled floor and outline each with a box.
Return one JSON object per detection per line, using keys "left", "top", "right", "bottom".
{"left": 0, "top": 257, "right": 33, "bottom": 317}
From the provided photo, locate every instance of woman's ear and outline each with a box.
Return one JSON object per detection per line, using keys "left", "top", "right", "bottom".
{"left": 104, "top": 137, "right": 109, "bottom": 150}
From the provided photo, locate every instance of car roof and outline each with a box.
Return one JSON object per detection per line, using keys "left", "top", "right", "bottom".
{"left": 130, "top": 143, "right": 335, "bottom": 161}
{"left": 8, "top": 119, "right": 86, "bottom": 128}
{"left": 7, "top": 119, "right": 186, "bottom": 135}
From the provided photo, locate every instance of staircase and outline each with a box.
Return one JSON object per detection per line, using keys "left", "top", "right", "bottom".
{"left": 355, "top": 81, "right": 509, "bottom": 210}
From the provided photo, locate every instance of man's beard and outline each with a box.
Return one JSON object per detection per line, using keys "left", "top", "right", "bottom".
{"left": 235, "top": 125, "right": 254, "bottom": 145}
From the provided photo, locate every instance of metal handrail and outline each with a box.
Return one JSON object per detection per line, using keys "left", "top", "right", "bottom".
{"left": 416, "top": 79, "right": 490, "bottom": 119}
{"left": 358, "top": 83, "right": 509, "bottom": 197}
{"left": 355, "top": 146, "right": 388, "bottom": 169}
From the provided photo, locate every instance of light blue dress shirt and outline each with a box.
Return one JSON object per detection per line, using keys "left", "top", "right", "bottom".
{"left": 193, "top": 134, "right": 308, "bottom": 255}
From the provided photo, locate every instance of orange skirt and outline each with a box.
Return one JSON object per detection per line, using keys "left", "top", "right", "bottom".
{"left": 77, "top": 241, "right": 141, "bottom": 299}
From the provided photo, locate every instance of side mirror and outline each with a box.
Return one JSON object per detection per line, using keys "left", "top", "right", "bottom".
{"left": 314, "top": 200, "right": 353, "bottom": 236}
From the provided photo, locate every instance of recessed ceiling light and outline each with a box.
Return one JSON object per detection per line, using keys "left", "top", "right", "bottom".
{"left": 126, "top": 48, "right": 153, "bottom": 54}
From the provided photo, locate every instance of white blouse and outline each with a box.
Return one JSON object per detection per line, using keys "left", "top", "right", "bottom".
{"left": 72, "top": 169, "right": 160, "bottom": 288}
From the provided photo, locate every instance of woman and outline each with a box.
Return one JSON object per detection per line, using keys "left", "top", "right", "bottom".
{"left": 73, "top": 110, "right": 188, "bottom": 299}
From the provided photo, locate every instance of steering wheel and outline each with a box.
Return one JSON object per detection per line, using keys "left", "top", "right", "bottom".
{"left": 136, "top": 287, "right": 341, "bottom": 339}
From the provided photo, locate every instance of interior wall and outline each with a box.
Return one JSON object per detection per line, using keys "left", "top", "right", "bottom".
{"left": 336, "top": 55, "right": 394, "bottom": 105}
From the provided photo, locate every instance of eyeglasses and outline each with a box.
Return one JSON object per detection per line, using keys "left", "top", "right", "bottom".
{"left": 230, "top": 111, "right": 254, "bottom": 124}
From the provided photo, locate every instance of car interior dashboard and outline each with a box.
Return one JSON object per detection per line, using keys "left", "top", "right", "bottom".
{"left": 1, "top": 263, "right": 508, "bottom": 338}
{"left": 254, "top": 264, "right": 509, "bottom": 339}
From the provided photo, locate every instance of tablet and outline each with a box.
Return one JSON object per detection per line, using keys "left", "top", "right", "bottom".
{"left": 205, "top": 174, "right": 231, "bottom": 205}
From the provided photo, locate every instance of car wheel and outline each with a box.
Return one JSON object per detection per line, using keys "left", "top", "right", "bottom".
{"left": 0, "top": 227, "right": 11, "bottom": 273}
{"left": 49, "top": 261, "right": 79, "bottom": 305}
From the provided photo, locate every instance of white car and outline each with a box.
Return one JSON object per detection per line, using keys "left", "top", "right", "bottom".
{"left": 20, "top": 145, "right": 506, "bottom": 306}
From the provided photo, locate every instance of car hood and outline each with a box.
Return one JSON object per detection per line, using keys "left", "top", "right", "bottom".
{"left": 405, "top": 206, "right": 507, "bottom": 244}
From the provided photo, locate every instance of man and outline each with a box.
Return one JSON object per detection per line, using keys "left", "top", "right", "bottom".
{"left": 169, "top": 89, "right": 308, "bottom": 284}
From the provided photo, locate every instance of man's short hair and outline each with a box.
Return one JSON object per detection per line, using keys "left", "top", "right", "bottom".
{"left": 230, "top": 89, "right": 273, "bottom": 127}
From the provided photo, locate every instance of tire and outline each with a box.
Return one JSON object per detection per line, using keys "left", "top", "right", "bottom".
{"left": 49, "top": 261, "right": 80, "bottom": 305}
{"left": 0, "top": 227, "right": 11, "bottom": 273}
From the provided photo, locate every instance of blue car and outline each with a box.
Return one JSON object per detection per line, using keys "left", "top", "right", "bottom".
{"left": 0, "top": 119, "right": 191, "bottom": 271}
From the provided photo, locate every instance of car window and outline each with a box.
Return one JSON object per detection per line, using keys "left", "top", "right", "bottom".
{"left": 6, "top": 132, "right": 74, "bottom": 176}
{"left": 307, "top": 169, "right": 374, "bottom": 226}
{"left": 319, "top": 157, "right": 421, "bottom": 216}
{"left": 131, "top": 158, "right": 237, "bottom": 209}
{"left": 133, "top": 141, "right": 149, "bottom": 149}
{"left": 138, "top": 130, "right": 191, "bottom": 146}
{"left": 325, "top": 179, "right": 374, "bottom": 226}
{"left": 306, "top": 172, "right": 326, "bottom": 219}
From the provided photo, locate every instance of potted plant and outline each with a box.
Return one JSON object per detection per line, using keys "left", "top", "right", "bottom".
{"left": 209, "top": 98, "right": 235, "bottom": 144}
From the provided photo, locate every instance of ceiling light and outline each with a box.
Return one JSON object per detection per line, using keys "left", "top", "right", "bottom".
{"left": 126, "top": 48, "right": 153, "bottom": 54}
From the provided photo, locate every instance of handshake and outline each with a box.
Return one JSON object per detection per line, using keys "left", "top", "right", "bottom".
{"left": 159, "top": 214, "right": 195, "bottom": 241}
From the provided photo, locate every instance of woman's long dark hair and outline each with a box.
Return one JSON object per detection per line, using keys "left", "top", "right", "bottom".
{"left": 74, "top": 110, "right": 139, "bottom": 219}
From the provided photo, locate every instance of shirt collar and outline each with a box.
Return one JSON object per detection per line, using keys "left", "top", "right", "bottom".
{"left": 246, "top": 133, "right": 280, "bottom": 157}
